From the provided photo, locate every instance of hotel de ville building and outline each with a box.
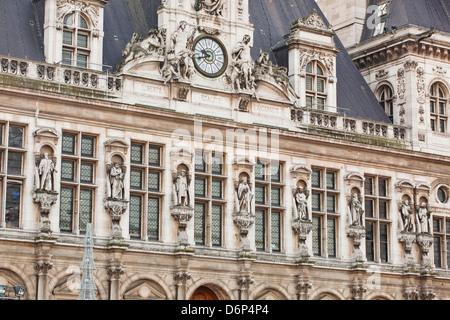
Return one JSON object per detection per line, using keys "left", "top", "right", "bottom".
{"left": 0, "top": 0, "right": 449, "bottom": 300}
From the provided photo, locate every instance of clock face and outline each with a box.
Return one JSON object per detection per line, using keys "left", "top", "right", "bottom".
{"left": 193, "top": 36, "right": 227, "bottom": 78}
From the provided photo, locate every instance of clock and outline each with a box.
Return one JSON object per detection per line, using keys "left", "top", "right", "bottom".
{"left": 193, "top": 36, "right": 228, "bottom": 78}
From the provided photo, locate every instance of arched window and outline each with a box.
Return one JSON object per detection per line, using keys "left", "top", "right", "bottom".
{"left": 378, "top": 85, "right": 394, "bottom": 122}
{"left": 430, "top": 82, "right": 448, "bottom": 133}
{"left": 306, "top": 61, "right": 327, "bottom": 111}
{"left": 62, "top": 12, "right": 91, "bottom": 68}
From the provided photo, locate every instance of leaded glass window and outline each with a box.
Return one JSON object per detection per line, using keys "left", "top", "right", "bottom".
{"left": 255, "top": 162, "right": 265, "bottom": 180}
{"left": 194, "top": 203, "right": 206, "bottom": 245}
{"left": 271, "top": 211, "right": 281, "bottom": 252}
{"left": 211, "top": 205, "right": 222, "bottom": 247}
{"left": 326, "top": 172, "right": 335, "bottom": 190}
{"left": 380, "top": 223, "right": 388, "bottom": 262}
{"left": 129, "top": 195, "right": 142, "bottom": 239}
{"left": 195, "top": 178, "right": 206, "bottom": 197}
{"left": 8, "top": 126, "right": 23, "bottom": 148}
{"left": 365, "top": 177, "right": 373, "bottom": 195}
{"left": 255, "top": 210, "right": 265, "bottom": 251}
{"left": 434, "top": 237, "right": 442, "bottom": 268}
{"left": 148, "top": 146, "right": 161, "bottom": 166}
{"left": 80, "top": 162, "right": 93, "bottom": 184}
{"left": 326, "top": 194, "right": 335, "bottom": 213}
{"left": 7, "top": 152, "right": 22, "bottom": 175}
{"left": 211, "top": 154, "right": 223, "bottom": 175}
{"left": 148, "top": 171, "right": 160, "bottom": 192}
{"left": 255, "top": 185, "right": 266, "bottom": 204}
{"left": 327, "top": 218, "right": 336, "bottom": 257}
{"left": 271, "top": 163, "right": 281, "bottom": 182}
{"left": 60, "top": 187, "right": 74, "bottom": 232}
{"left": 5, "top": 182, "right": 21, "bottom": 228}
{"left": 379, "top": 178, "right": 387, "bottom": 197}
{"left": 430, "top": 82, "right": 448, "bottom": 133}
{"left": 81, "top": 136, "right": 95, "bottom": 158}
{"left": 130, "top": 169, "right": 143, "bottom": 190}
{"left": 195, "top": 152, "right": 206, "bottom": 172}
{"left": 211, "top": 179, "right": 222, "bottom": 199}
{"left": 62, "top": 133, "right": 76, "bottom": 155}
{"left": 312, "top": 192, "right": 321, "bottom": 212}
{"left": 131, "top": 143, "right": 143, "bottom": 164}
{"left": 366, "top": 222, "right": 375, "bottom": 262}
{"left": 311, "top": 170, "right": 321, "bottom": 188}
{"left": 79, "top": 189, "right": 92, "bottom": 233}
{"left": 271, "top": 187, "right": 281, "bottom": 207}
{"left": 61, "top": 160, "right": 75, "bottom": 182}
{"left": 312, "top": 216, "right": 321, "bottom": 256}
{"left": 147, "top": 197, "right": 159, "bottom": 240}
{"left": 305, "top": 60, "right": 328, "bottom": 110}
{"left": 0, "top": 123, "right": 4, "bottom": 145}
{"left": 365, "top": 199, "right": 374, "bottom": 218}
{"left": 379, "top": 201, "right": 387, "bottom": 219}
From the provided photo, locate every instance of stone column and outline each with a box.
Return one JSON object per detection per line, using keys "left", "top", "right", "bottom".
{"left": 34, "top": 239, "right": 56, "bottom": 300}
{"left": 174, "top": 271, "right": 191, "bottom": 300}
{"left": 35, "top": 261, "right": 54, "bottom": 300}
{"left": 297, "top": 275, "right": 312, "bottom": 300}
{"left": 238, "top": 275, "right": 254, "bottom": 300}
{"left": 108, "top": 265, "right": 125, "bottom": 300}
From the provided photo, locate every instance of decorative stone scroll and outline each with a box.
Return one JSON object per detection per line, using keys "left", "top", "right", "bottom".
{"left": 56, "top": 0, "right": 101, "bottom": 36}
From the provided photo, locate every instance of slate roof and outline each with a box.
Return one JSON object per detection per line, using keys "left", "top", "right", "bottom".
{"left": 249, "top": 0, "right": 391, "bottom": 122}
{"left": 361, "top": 0, "right": 450, "bottom": 42}
{"left": 0, "top": 0, "right": 390, "bottom": 123}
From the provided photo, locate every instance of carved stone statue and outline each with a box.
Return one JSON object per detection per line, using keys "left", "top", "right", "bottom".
{"left": 161, "top": 21, "right": 196, "bottom": 83}
{"left": 194, "top": 0, "right": 224, "bottom": 16}
{"left": 228, "top": 35, "right": 255, "bottom": 91}
{"left": 417, "top": 202, "right": 432, "bottom": 234}
{"left": 349, "top": 193, "right": 364, "bottom": 227}
{"left": 175, "top": 170, "right": 190, "bottom": 207}
{"left": 37, "top": 153, "right": 56, "bottom": 192}
{"left": 399, "top": 199, "right": 415, "bottom": 233}
{"left": 109, "top": 162, "right": 125, "bottom": 200}
{"left": 237, "top": 176, "right": 253, "bottom": 215}
{"left": 294, "top": 186, "right": 309, "bottom": 221}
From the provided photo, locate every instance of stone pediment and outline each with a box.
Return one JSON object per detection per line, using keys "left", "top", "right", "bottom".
{"left": 123, "top": 281, "right": 166, "bottom": 300}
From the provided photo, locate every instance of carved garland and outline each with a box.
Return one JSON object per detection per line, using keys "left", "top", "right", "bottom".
{"left": 56, "top": 0, "right": 100, "bottom": 36}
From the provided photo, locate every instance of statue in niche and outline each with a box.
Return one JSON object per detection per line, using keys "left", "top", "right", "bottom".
{"left": 37, "top": 153, "right": 57, "bottom": 192}
{"left": 237, "top": 176, "right": 253, "bottom": 215}
{"left": 294, "top": 186, "right": 310, "bottom": 221}
{"left": 194, "top": 0, "right": 224, "bottom": 16}
{"left": 174, "top": 170, "right": 190, "bottom": 207}
{"left": 399, "top": 199, "right": 415, "bottom": 233}
{"left": 417, "top": 202, "right": 432, "bottom": 234}
{"left": 348, "top": 193, "right": 364, "bottom": 227}
{"left": 229, "top": 35, "right": 255, "bottom": 91}
{"left": 162, "top": 21, "right": 196, "bottom": 83}
{"left": 108, "top": 162, "right": 125, "bottom": 200}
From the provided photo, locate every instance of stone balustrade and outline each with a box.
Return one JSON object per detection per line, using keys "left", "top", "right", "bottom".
{"left": 291, "top": 107, "right": 409, "bottom": 142}
{"left": 0, "top": 56, "right": 122, "bottom": 94}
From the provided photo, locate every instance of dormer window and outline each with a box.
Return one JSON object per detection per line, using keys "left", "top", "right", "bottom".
{"left": 430, "top": 82, "right": 448, "bottom": 133}
{"left": 306, "top": 61, "right": 327, "bottom": 110}
{"left": 62, "top": 13, "right": 91, "bottom": 68}
{"left": 378, "top": 85, "right": 394, "bottom": 122}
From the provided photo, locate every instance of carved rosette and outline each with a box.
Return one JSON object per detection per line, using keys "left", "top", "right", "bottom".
{"left": 104, "top": 199, "right": 129, "bottom": 241}
{"left": 416, "top": 233, "right": 434, "bottom": 269}
{"left": 171, "top": 206, "right": 194, "bottom": 246}
{"left": 346, "top": 226, "right": 366, "bottom": 263}
{"left": 398, "top": 232, "right": 417, "bottom": 268}
{"left": 292, "top": 219, "right": 313, "bottom": 258}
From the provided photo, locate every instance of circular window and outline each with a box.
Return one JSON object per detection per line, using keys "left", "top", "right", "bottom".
{"left": 437, "top": 187, "right": 448, "bottom": 203}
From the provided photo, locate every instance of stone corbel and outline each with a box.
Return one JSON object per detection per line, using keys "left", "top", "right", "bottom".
{"left": 416, "top": 233, "right": 434, "bottom": 270}
{"left": 398, "top": 232, "right": 417, "bottom": 269}
{"left": 237, "top": 275, "right": 254, "bottom": 300}
{"left": 174, "top": 271, "right": 192, "bottom": 300}
{"left": 296, "top": 275, "right": 312, "bottom": 300}
{"left": 350, "top": 279, "right": 367, "bottom": 300}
